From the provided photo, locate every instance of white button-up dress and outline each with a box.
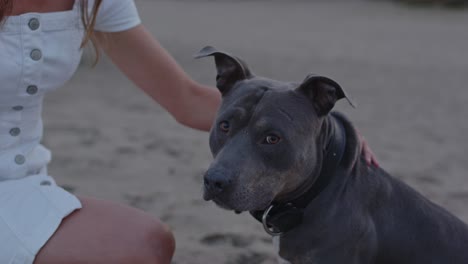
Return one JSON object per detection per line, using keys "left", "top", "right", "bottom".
{"left": 0, "top": 1, "right": 140, "bottom": 263}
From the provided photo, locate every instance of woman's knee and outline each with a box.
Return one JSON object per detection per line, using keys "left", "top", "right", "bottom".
{"left": 34, "top": 196, "right": 175, "bottom": 264}
{"left": 139, "top": 220, "right": 175, "bottom": 264}
{"left": 89, "top": 199, "right": 176, "bottom": 264}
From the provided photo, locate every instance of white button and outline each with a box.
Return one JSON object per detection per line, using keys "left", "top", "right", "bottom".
{"left": 14, "top": 155, "right": 25, "bottom": 165}
{"left": 28, "top": 18, "right": 40, "bottom": 31}
{"left": 12, "top": 106, "right": 24, "bottom": 111}
{"left": 9, "top": 127, "right": 20, "bottom": 136}
{"left": 30, "top": 49, "right": 42, "bottom": 61}
{"left": 40, "top": 180, "right": 52, "bottom": 186}
{"left": 27, "top": 85, "right": 38, "bottom": 95}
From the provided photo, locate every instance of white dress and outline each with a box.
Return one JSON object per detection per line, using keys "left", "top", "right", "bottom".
{"left": 0, "top": 1, "right": 141, "bottom": 263}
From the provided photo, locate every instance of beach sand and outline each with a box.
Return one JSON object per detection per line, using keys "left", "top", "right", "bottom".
{"left": 43, "top": 0, "right": 468, "bottom": 263}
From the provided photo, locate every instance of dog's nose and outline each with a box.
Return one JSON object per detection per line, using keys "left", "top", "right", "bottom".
{"left": 203, "top": 170, "right": 232, "bottom": 200}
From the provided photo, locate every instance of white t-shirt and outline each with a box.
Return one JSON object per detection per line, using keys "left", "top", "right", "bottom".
{"left": 0, "top": 0, "right": 141, "bottom": 181}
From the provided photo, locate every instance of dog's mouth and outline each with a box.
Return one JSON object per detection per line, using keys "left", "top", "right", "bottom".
{"left": 206, "top": 190, "right": 274, "bottom": 213}
{"left": 212, "top": 197, "right": 236, "bottom": 210}
{"left": 204, "top": 190, "right": 237, "bottom": 210}
{"left": 202, "top": 171, "right": 278, "bottom": 212}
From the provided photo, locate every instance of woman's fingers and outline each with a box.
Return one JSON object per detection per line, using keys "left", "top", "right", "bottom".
{"left": 358, "top": 133, "right": 379, "bottom": 168}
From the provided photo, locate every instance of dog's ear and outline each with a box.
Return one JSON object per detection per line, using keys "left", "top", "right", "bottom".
{"left": 296, "top": 75, "right": 355, "bottom": 116}
{"left": 195, "top": 46, "right": 253, "bottom": 95}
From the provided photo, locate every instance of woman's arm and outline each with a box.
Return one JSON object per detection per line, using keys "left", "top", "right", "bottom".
{"left": 95, "top": 25, "right": 220, "bottom": 132}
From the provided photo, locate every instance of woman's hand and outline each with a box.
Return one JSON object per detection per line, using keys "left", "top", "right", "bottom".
{"left": 95, "top": 25, "right": 221, "bottom": 132}
{"left": 358, "top": 133, "right": 379, "bottom": 167}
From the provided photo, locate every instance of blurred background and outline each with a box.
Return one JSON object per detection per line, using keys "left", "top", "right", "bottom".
{"left": 44, "top": 0, "right": 468, "bottom": 263}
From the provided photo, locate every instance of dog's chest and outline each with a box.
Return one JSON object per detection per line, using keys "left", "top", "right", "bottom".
{"left": 273, "top": 236, "right": 292, "bottom": 264}
{"left": 276, "top": 234, "right": 325, "bottom": 264}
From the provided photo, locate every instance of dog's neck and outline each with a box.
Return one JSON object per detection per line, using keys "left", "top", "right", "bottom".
{"left": 277, "top": 113, "right": 345, "bottom": 202}
{"left": 250, "top": 113, "right": 347, "bottom": 235}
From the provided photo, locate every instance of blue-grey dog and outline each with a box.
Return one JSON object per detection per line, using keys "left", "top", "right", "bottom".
{"left": 196, "top": 46, "right": 468, "bottom": 264}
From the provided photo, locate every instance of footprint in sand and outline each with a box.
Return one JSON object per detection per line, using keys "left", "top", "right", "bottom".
{"left": 448, "top": 191, "right": 468, "bottom": 200}
{"left": 123, "top": 193, "right": 161, "bottom": 210}
{"left": 143, "top": 139, "right": 162, "bottom": 151}
{"left": 164, "top": 146, "right": 182, "bottom": 158}
{"left": 226, "top": 251, "right": 274, "bottom": 264}
{"left": 125, "top": 103, "right": 150, "bottom": 114}
{"left": 115, "top": 145, "right": 138, "bottom": 155}
{"left": 200, "top": 233, "right": 253, "bottom": 248}
{"left": 414, "top": 175, "right": 441, "bottom": 185}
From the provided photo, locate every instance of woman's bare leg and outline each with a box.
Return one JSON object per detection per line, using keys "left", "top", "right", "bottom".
{"left": 34, "top": 196, "right": 175, "bottom": 264}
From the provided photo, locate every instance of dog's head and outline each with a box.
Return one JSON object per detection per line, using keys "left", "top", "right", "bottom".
{"left": 196, "top": 46, "right": 352, "bottom": 212}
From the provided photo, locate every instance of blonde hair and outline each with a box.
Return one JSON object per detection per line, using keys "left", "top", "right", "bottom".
{"left": 0, "top": 0, "right": 103, "bottom": 63}
{"left": 80, "top": 0, "right": 103, "bottom": 64}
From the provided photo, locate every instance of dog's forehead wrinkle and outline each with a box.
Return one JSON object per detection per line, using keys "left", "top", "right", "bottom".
{"left": 220, "top": 106, "right": 246, "bottom": 121}
{"left": 224, "top": 86, "right": 269, "bottom": 128}
{"left": 220, "top": 87, "right": 264, "bottom": 120}
{"left": 251, "top": 92, "right": 302, "bottom": 127}
{"left": 278, "top": 107, "right": 293, "bottom": 121}
{"left": 249, "top": 77, "right": 293, "bottom": 91}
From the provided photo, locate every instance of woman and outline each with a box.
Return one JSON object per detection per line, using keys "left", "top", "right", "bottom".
{"left": 0, "top": 1, "right": 378, "bottom": 263}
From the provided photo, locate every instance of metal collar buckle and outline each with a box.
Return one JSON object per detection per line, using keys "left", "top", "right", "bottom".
{"left": 262, "top": 204, "right": 283, "bottom": 236}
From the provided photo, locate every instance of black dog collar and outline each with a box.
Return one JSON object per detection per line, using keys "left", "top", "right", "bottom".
{"left": 250, "top": 114, "right": 347, "bottom": 236}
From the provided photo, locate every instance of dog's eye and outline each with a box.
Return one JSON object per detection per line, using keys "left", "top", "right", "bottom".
{"left": 219, "top": 121, "right": 230, "bottom": 133}
{"left": 264, "top": 135, "right": 281, "bottom": 145}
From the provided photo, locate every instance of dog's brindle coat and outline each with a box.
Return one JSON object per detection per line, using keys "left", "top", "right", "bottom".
{"left": 197, "top": 46, "right": 468, "bottom": 264}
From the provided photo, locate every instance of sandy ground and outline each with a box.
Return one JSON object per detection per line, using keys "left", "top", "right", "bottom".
{"left": 43, "top": 0, "right": 468, "bottom": 263}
